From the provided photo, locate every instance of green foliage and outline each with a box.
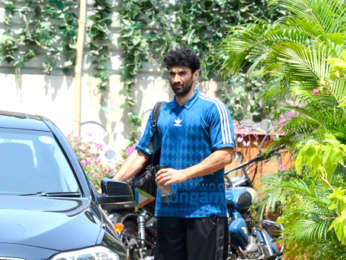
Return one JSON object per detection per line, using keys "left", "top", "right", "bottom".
{"left": 167, "top": 0, "right": 281, "bottom": 79}
{"left": 259, "top": 161, "right": 346, "bottom": 257}
{"left": 216, "top": 72, "right": 282, "bottom": 121}
{"left": 117, "top": 0, "right": 282, "bottom": 148}
{"left": 0, "top": 0, "right": 284, "bottom": 149}
{"left": 0, "top": 0, "right": 78, "bottom": 73}
{"left": 327, "top": 51, "right": 346, "bottom": 108}
{"left": 328, "top": 188, "right": 346, "bottom": 244}
{"left": 295, "top": 134, "right": 346, "bottom": 184}
{"left": 118, "top": 0, "right": 171, "bottom": 147}
{"left": 87, "top": 0, "right": 113, "bottom": 90}
{"left": 220, "top": 0, "right": 346, "bottom": 142}
{"left": 220, "top": 0, "right": 346, "bottom": 103}
{"left": 220, "top": 0, "right": 346, "bottom": 257}
{"left": 0, "top": 0, "right": 114, "bottom": 90}
{"left": 327, "top": 51, "right": 346, "bottom": 81}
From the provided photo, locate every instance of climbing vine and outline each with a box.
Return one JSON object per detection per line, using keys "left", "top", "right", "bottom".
{"left": 0, "top": 0, "right": 283, "bottom": 149}
{"left": 118, "top": 0, "right": 171, "bottom": 147}
{"left": 0, "top": 0, "right": 78, "bottom": 73}
{"left": 117, "top": 0, "right": 282, "bottom": 148}
{"left": 87, "top": 0, "right": 113, "bottom": 90}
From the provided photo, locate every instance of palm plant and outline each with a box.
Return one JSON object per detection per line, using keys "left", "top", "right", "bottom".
{"left": 221, "top": 0, "right": 345, "bottom": 106}
{"left": 219, "top": 0, "right": 346, "bottom": 258}
{"left": 257, "top": 135, "right": 346, "bottom": 258}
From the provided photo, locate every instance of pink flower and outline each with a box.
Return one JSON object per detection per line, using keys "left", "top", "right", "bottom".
{"left": 81, "top": 160, "right": 92, "bottom": 167}
{"left": 126, "top": 145, "right": 136, "bottom": 157}
{"left": 91, "top": 173, "right": 100, "bottom": 178}
{"left": 279, "top": 118, "right": 286, "bottom": 128}
{"left": 326, "top": 89, "right": 331, "bottom": 95}
{"left": 313, "top": 88, "right": 319, "bottom": 96}
{"left": 96, "top": 143, "right": 103, "bottom": 151}
{"left": 286, "top": 111, "right": 295, "bottom": 119}
{"left": 81, "top": 159, "right": 87, "bottom": 167}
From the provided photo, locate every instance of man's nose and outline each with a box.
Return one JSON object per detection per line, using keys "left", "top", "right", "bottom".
{"left": 172, "top": 74, "right": 181, "bottom": 84}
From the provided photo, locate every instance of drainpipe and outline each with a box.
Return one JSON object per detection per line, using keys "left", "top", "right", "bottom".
{"left": 73, "top": 0, "right": 86, "bottom": 137}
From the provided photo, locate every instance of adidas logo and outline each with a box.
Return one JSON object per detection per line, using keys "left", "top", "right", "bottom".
{"left": 174, "top": 118, "right": 183, "bottom": 127}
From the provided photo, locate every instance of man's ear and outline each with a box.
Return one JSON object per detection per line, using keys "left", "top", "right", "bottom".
{"left": 193, "top": 70, "right": 200, "bottom": 82}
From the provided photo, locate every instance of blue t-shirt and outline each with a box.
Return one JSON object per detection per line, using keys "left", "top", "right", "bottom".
{"left": 136, "top": 89, "right": 235, "bottom": 217}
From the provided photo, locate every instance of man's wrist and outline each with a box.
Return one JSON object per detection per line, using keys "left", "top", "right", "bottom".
{"left": 180, "top": 168, "right": 192, "bottom": 182}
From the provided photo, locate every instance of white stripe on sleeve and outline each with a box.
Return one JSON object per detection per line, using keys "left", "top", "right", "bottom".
{"left": 200, "top": 94, "right": 233, "bottom": 145}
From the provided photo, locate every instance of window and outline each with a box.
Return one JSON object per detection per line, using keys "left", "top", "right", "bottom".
{"left": 0, "top": 128, "right": 79, "bottom": 194}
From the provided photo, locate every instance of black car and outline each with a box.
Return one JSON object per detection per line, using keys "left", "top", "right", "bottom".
{"left": 0, "top": 111, "right": 132, "bottom": 260}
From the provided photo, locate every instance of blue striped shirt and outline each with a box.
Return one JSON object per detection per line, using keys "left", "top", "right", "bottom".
{"left": 136, "top": 89, "right": 235, "bottom": 217}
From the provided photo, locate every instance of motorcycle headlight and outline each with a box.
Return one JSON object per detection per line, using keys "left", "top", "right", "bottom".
{"left": 51, "top": 246, "right": 119, "bottom": 260}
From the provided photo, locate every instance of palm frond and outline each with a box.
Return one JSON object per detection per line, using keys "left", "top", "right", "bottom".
{"left": 283, "top": 117, "right": 316, "bottom": 142}
{"left": 270, "top": 0, "right": 346, "bottom": 33}
{"left": 331, "top": 79, "right": 346, "bottom": 103}
{"left": 292, "top": 219, "right": 333, "bottom": 243}
{"left": 221, "top": 0, "right": 345, "bottom": 77}
{"left": 258, "top": 172, "right": 288, "bottom": 212}
{"left": 283, "top": 102, "right": 346, "bottom": 142}
{"left": 220, "top": 23, "right": 270, "bottom": 73}
{"left": 267, "top": 42, "right": 331, "bottom": 86}
{"left": 264, "top": 25, "right": 311, "bottom": 45}
{"left": 259, "top": 170, "right": 332, "bottom": 213}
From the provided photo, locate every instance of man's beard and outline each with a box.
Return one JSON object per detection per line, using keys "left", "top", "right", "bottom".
{"left": 170, "top": 79, "right": 194, "bottom": 97}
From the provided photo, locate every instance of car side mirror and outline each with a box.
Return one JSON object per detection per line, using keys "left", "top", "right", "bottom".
{"left": 98, "top": 178, "right": 135, "bottom": 212}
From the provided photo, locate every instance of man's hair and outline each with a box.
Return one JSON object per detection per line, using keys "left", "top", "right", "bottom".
{"left": 163, "top": 47, "right": 200, "bottom": 72}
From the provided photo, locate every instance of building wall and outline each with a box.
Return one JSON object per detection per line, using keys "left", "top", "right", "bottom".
{"left": 0, "top": 2, "right": 220, "bottom": 163}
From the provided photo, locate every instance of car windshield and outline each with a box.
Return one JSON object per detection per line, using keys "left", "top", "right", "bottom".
{"left": 0, "top": 128, "right": 80, "bottom": 195}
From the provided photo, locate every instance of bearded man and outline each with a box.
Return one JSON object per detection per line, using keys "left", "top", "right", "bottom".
{"left": 114, "top": 47, "right": 235, "bottom": 260}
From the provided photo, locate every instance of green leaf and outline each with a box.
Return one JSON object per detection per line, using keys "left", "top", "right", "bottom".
{"left": 323, "top": 145, "right": 340, "bottom": 180}
{"left": 329, "top": 209, "right": 346, "bottom": 245}
{"left": 296, "top": 150, "right": 304, "bottom": 175}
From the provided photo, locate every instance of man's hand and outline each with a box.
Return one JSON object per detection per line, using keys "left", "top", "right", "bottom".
{"left": 155, "top": 148, "right": 233, "bottom": 184}
{"left": 155, "top": 168, "right": 187, "bottom": 186}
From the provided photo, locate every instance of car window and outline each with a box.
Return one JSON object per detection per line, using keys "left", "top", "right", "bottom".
{"left": 0, "top": 128, "right": 80, "bottom": 195}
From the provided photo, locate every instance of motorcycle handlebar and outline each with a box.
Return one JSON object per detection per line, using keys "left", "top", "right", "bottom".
{"left": 224, "top": 144, "right": 285, "bottom": 175}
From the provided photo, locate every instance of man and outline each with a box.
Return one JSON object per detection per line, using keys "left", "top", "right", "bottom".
{"left": 114, "top": 48, "right": 234, "bottom": 260}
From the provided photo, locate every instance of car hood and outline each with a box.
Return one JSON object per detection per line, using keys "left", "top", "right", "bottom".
{"left": 0, "top": 195, "right": 103, "bottom": 251}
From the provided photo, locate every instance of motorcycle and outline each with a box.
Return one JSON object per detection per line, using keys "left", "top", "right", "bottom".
{"left": 101, "top": 178, "right": 157, "bottom": 260}
{"left": 224, "top": 145, "right": 285, "bottom": 260}
{"left": 101, "top": 145, "right": 285, "bottom": 260}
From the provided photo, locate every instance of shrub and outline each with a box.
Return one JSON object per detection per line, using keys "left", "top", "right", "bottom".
{"left": 67, "top": 134, "right": 120, "bottom": 191}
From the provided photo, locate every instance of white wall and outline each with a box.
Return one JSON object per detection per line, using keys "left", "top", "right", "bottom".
{"left": 0, "top": 2, "right": 220, "bottom": 163}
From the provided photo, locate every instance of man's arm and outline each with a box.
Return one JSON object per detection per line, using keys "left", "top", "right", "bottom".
{"left": 113, "top": 150, "right": 148, "bottom": 181}
{"left": 155, "top": 147, "right": 233, "bottom": 186}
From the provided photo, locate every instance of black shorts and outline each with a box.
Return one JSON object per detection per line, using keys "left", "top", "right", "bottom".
{"left": 155, "top": 216, "right": 228, "bottom": 260}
